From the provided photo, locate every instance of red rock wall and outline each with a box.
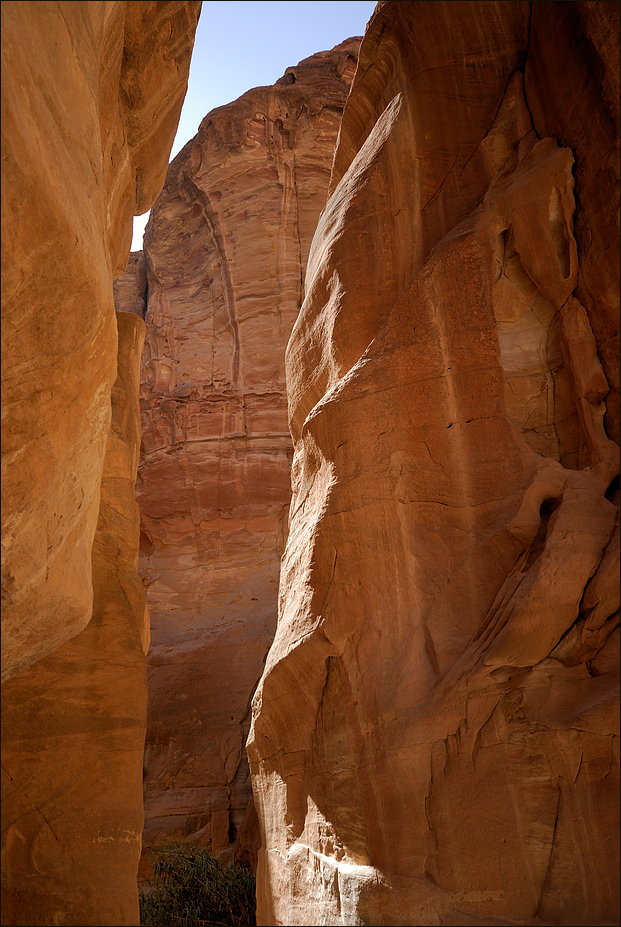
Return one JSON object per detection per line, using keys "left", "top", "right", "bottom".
{"left": 247, "top": 3, "right": 620, "bottom": 924}
{"left": 127, "top": 40, "right": 360, "bottom": 863}
{"left": 525, "top": 0, "right": 620, "bottom": 446}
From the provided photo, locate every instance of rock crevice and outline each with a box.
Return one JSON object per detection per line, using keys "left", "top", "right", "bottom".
{"left": 113, "top": 38, "right": 362, "bottom": 870}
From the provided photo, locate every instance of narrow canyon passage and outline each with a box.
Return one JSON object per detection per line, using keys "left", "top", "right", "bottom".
{"left": 1, "top": 2, "right": 619, "bottom": 926}
{"left": 113, "top": 37, "right": 362, "bottom": 875}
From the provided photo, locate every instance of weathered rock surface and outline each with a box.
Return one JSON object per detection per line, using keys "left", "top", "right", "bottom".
{"left": 124, "top": 38, "right": 360, "bottom": 866}
{"left": 113, "top": 251, "right": 148, "bottom": 319}
{"left": 1, "top": 0, "right": 201, "bottom": 682}
{"left": 524, "top": 0, "right": 621, "bottom": 446}
{"left": 247, "top": 3, "right": 620, "bottom": 925}
{"left": 1, "top": 3, "right": 200, "bottom": 925}
{"left": 1, "top": 312, "right": 149, "bottom": 926}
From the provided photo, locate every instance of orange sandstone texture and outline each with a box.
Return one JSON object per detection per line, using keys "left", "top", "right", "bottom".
{"left": 1, "top": 312, "right": 148, "bottom": 926}
{"left": 123, "top": 40, "right": 360, "bottom": 864}
{"left": 1, "top": 0, "right": 201, "bottom": 682}
{"left": 247, "top": 3, "right": 620, "bottom": 925}
{"left": 1, "top": 3, "right": 200, "bottom": 925}
{"left": 113, "top": 251, "right": 149, "bottom": 319}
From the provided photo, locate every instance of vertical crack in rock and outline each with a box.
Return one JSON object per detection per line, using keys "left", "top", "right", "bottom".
{"left": 113, "top": 39, "right": 361, "bottom": 875}
{"left": 535, "top": 785, "right": 562, "bottom": 920}
{"left": 185, "top": 176, "right": 242, "bottom": 389}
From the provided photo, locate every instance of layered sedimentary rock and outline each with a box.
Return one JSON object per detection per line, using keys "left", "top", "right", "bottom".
{"left": 125, "top": 40, "right": 360, "bottom": 862}
{"left": 247, "top": 3, "right": 620, "bottom": 925}
{"left": 1, "top": 3, "right": 200, "bottom": 925}
{"left": 1, "top": 0, "right": 201, "bottom": 681}
{"left": 2, "top": 313, "right": 148, "bottom": 927}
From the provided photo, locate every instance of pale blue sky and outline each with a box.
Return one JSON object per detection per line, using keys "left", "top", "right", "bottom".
{"left": 131, "top": 0, "right": 377, "bottom": 250}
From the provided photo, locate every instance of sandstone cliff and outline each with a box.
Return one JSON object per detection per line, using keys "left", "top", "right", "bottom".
{"left": 247, "top": 3, "right": 620, "bottom": 925}
{"left": 1, "top": 3, "right": 200, "bottom": 925}
{"left": 118, "top": 38, "right": 360, "bottom": 865}
{"left": 2, "top": 313, "right": 148, "bottom": 927}
{"left": 1, "top": 0, "right": 200, "bottom": 682}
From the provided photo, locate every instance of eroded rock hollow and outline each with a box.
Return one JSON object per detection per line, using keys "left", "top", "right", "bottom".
{"left": 247, "top": 2, "right": 620, "bottom": 925}
{"left": 113, "top": 39, "right": 361, "bottom": 868}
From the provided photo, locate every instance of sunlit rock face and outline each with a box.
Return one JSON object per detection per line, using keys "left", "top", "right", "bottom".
{"left": 247, "top": 2, "right": 620, "bottom": 925}
{"left": 1, "top": 0, "right": 201, "bottom": 683}
{"left": 122, "top": 39, "right": 360, "bottom": 865}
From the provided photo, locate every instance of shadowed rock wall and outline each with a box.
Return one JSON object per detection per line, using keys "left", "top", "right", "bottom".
{"left": 247, "top": 3, "right": 620, "bottom": 924}
{"left": 1, "top": 3, "right": 200, "bottom": 924}
{"left": 115, "top": 39, "right": 360, "bottom": 867}
{"left": 2, "top": 313, "right": 148, "bottom": 927}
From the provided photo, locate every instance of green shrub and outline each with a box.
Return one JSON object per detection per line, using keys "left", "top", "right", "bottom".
{"left": 139, "top": 843, "right": 256, "bottom": 926}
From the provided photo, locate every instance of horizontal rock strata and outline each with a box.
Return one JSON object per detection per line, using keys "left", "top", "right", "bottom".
{"left": 247, "top": 2, "right": 620, "bottom": 925}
